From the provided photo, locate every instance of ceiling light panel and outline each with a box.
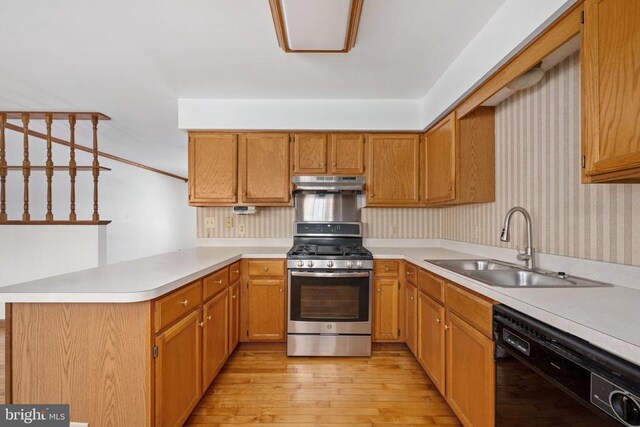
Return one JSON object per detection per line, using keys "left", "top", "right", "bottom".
{"left": 280, "top": 0, "right": 352, "bottom": 51}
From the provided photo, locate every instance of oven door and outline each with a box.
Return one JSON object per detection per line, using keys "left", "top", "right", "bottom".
{"left": 288, "top": 270, "right": 371, "bottom": 335}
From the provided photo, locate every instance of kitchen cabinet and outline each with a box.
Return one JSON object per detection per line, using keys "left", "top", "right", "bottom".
{"left": 417, "top": 291, "right": 446, "bottom": 395}
{"left": 155, "top": 309, "right": 202, "bottom": 427}
{"left": 366, "top": 133, "right": 423, "bottom": 207}
{"left": 292, "top": 133, "right": 328, "bottom": 174}
{"left": 188, "top": 133, "right": 238, "bottom": 206}
{"left": 292, "top": 133, "right": 366, "bottom": 175}
{"left": 202, "top": 289, "right": 229, "bottom": 392}
{"left": 424, "top": 108, "right": 495, "bottom": 206}
{"left": 373, "top": 260, "right": 402, "bottom": 342}
{"left": 582, "top": 0, "right": 640, "bottom": 182}
{"left": 404, "top": 281, "right": 418, "bottom": 356}
{"left": 229, "top": 281, "right": 240, "bottom": 352}
{"left": 242, "top": 259, "right": 287, "bottom": 342}
{"left": 239, "top": 133, "right": 291, "bottom": 205}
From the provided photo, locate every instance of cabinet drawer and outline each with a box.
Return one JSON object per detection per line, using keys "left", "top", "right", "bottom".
{"left": 229, "top": 261, "right": 241, "bottom": 284}
{"left": 404, "top": 262, "right": 418, "bottom": 285}
{"left": 418, "top": 269, "right": 444, "bottom": 303}
{"left": 203, "top": 266, "right": 229, "bottom": 301}
{"left": 445, "top": 282, "right": 493, "bottom": 337}
{"left": 374, "top": 260, "right": 399, "bottom": 277}
{"left": 154, "top": 280, "right": 203, "bottom": 333}
{"left": 247, "top": 260, "right": 285, "bottom": 277}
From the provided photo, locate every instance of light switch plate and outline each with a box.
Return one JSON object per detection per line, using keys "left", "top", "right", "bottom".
{"left": 224, "top": 216, "right": 233, "bottom": 229}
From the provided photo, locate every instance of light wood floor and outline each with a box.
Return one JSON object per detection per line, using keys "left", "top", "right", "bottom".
{"left": 185, "top": 349, "right": 460, "bottom": 426}
{"left": 0, "top": 326, "right": 459, "bottom": 425}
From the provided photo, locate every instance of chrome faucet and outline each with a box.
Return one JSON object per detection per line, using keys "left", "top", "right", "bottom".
{"left": 500, "top": 207, "right": 536, "bottom": 270}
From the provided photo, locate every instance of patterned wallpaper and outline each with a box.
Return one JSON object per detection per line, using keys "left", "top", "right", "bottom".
{"left": 442, "top": 52, "right": 640, "bottom": 266}
{"left": 197, "top": 53, "right": 640, "bottom": 266}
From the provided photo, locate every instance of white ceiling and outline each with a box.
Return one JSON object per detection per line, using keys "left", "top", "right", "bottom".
{"left": 0, "top": 0, "right": 506, "bottom": 175}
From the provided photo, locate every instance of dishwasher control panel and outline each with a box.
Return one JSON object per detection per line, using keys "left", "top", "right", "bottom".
{"left": 592, "top": 373, "right": 640, "bottom": 426}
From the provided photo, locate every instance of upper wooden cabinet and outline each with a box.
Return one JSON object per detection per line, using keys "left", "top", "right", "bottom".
{"left": 329, "top": 134, "right": 366, "bottom": 175}
{"left": 291, "top": 133, "right": 366, "bottom": 175}
{"left": 188, "top": 133, "right": 238, "bottom": 205}
{"left": 292, "top": 133, "right": 328, "bottom": 174}
{"left": 239, "top": 133, "right": 291, "bottom": 205}
{"left": 366, "top": 133, "right": 422, "bottom": 206}
{"left": 424, "top": 109, "right": 495, "bottom": 206}
{"left": 582, "top": 0, "right": 640, "bottom": 182}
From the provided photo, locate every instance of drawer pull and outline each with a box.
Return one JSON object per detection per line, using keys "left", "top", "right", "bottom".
{"left": 232, "top": 295, "right": 237, "bottom": 299}
{"left": 280, "top": 288, "right": 283, "bottom": 294}
{"left": 207, "top": 315, "right": 212, "bottom": 321}
{"left": 377, "top": 288, "right": 381, "bottom": 293}
{"left": 384, "top": 267, "right": 390, "bottom": 272}
{"left": 180, "top": 299, "right": 189, "bottom": 306}
{"left": 199, "top": 321, "right": 204, "bottom": 328}
{"left": 264, "top": 267, "right": 269, "bottom": 271}
{"left": 406, "top": 271, "right": 413, "bottom": 275}
{"left": 410, "top": 296, "right": 414, "bottom": 301}
{"left": 214, "top": 280, "right": 222, "bottom": 284}
{"left": 232, "top": 270, "right": 239, "bottom": 274}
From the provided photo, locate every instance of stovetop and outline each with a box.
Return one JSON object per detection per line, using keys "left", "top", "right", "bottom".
{"left": 287, "top": 243, "right": 373, "bottom": 259}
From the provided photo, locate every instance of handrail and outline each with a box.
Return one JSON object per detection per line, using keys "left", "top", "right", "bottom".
{"left": 3, "top": 123, "right": 188, "bottom": 182}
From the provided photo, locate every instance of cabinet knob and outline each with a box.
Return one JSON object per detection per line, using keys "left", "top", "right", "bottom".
{"left": 232, "top": 270, "right": 239, "bottom": 274}
{"left": 214, "top": 280, "right": 222, "bottom": 284}
{"left": 232, "top": 294, "right": 237, "bottom": 299}
{"left": 377, "top": 288, "right": 381, "bottom": 293}
{"left": 384, "top": 267, "right": 390, "bottom": 272}
{"left": 444, "top": 324, "right": 449, "bottom": 331}
{"left": 180, "top": 299, "right": 189, "bottom": 306}
{"left": 280, "top": 288, "right": 283, "bottom": 294}
{"left": 410, "top": 296, "right": 414, "bottom": 301}
{"left": 436, "top": 318, "right": 441, "bottom": 323}
{"left": 448, "top": 186, "right": 452, "bottom": 192}
{"left": 264, "top": 267, "right": 269, "bottom": 271}
{"left": 199, "top": 321, "right": 204, "bottom": 327}
{"left": 406, "top": 271, "right": 413, "bottom": 275}
{"left": 332, "top": 162, "right": 337, "bottom": 166}
{"left": 207, "top": 315, "right": 212, "bottom": 321}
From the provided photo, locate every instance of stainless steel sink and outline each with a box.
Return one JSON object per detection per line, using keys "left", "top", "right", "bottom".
{"left": 427, "top": 259, "right": 612, "bottom": 288}
{"left": 429, "top": 259, "right": 518, "bottom": 271}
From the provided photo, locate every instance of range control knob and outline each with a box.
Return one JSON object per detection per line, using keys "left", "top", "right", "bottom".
{"left": 327, "top": 260, "right": 334, "bottom": 268}
{"left": 356, "top": 261, "right": 363, "bottom": 268}
{"left": 296, "top": 260, "right": 304, "bottom": 268}
{"left": 346, "top": 261, "right": 353, "bottom": 268}
{"left": 610, "top": 392, "right": 640, "bottom": 426}
{"left": 307, "top": 260, "right": 314, "bottom": 267}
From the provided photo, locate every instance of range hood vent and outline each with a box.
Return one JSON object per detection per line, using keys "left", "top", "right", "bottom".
{"left": 292, "top": 175, "right": 365, "bottom": 192}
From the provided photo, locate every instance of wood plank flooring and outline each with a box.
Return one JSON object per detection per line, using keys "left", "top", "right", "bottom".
{"left": 0, "top": 324, "right": 459, "bottom": 425}
{"left": 185, "top": 349, "right": 460, "bottom": 426}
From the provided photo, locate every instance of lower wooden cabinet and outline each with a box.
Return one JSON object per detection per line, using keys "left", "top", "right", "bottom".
{"left": 418, "top": 291, "right": 446, "bottom": 395}
{"left": 404, "top": 282, "right": 418, "bottom": 355}
{"left": 446, "top": 311, "right": 495, "bottom": 427}
{"left": 229, "top": 281, "right": 240, "bottom": 352}
{"left": 374, "top": 278, "right": 400, "bottom": 341}
{"left": 246, "top": 279, "right": 286, "bottom": 341}
{"left": 154, "top": 309, "right": 202, "bottom": 427}
{"left": 202, "top": 289, "right": 229, "bottom": 392}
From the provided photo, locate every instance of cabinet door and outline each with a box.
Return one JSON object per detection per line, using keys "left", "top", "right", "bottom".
{"left": 418, "top": 292, "right": 445, "bottom": 395}
{"left": 229, "top": 281, "right": 240, "bottom": 352}
{"left": 292, "top": 133, "right": 327, "bottom": 174}
{"left": 366, "top": 134, "right": 422, "bottom": 206}
{"left": 239, "top": 133, "right": 290, "bottom": 204}
{"left": 188, "top": 133, "right": 238, "bottom": 205}
{"left": 155, "top": 310, "right": 202, "bottom": 427}
{"left": 583, "top": 0, "right": 640, "bottom": 181}
{"left": 329, "top": 134, "right": 365, "bottom": 175}
{"left": 425, "top": 113, "right": 456, "bottom": 204}
{"left": 373, "top": 278, "right": 400, "bottom": 341}
{"left": 405, "top": 283, "right": 418, "bottom": 356}
{"left": 247, "top": 279, "right": 285, "bottom": 341}
{"left": 446, "top": 311, "right": 495, "bottom": 427}
{"left": 202, "top": 289, "right": 229, "bottom": 392}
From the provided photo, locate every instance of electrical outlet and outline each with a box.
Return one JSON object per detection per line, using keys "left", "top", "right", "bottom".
{"left": 224, "top": 216, "right": 233, "bottom": 229}
{"left": 238, "top": 223, "right": 246, "bottom": 235}
{"left": 204, "top": 217, "right": 215, "bottom": 229}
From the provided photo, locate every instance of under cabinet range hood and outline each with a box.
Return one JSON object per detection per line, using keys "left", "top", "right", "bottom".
{"left": 292, "top": 175, "right": 365, "bottom": 192}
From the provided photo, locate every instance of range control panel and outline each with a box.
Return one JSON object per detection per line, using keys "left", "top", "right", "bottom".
{"left": 591, "top": 373, "right": 640, "bottom": 426}
{"left": 295, "top": 222, "right": 361, "bottom": 237}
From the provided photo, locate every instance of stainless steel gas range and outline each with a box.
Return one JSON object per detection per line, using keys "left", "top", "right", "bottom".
{"left": 286, "top": 176, "right": 372, "bottom": 357}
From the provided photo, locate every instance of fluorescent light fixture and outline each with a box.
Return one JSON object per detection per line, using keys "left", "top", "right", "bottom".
{"left": 269, "top": 0, "right": 363, "bottom": 53}
{"left": 507, "top": 63, "right": 546, "bottom": 91}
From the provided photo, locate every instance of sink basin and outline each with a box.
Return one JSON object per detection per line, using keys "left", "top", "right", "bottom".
{"left": 429, "top": 259, "right": 518, "bottom": 271}
{"left": 427, "top": 259, "right": 612, "bottom": 288}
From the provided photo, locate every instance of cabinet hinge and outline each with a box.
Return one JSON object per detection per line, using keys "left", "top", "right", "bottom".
{"left": 581, "top": 155, "right": 586, "bottom": 169}
{"left": 580, "top": 10, "right": 584, "bottom": 24}
{"left": 152, "top": 345, "right": 158, "bottom": 359}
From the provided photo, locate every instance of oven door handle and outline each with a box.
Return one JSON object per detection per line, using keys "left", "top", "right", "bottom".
{"left": 290, "top": 271, "right": 370, "bottom": 278}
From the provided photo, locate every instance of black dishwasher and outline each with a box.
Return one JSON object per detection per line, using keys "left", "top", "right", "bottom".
{"left": 494, "top": 305, "right": 640, "bottom": 426}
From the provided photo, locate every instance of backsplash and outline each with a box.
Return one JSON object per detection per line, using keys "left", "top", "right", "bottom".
{"left": 196, "top": 207, "right": 441, "bottom": 239}
{"left": 442, "top": 52, "right": 640, "bottom": 266}
{"left": 196, "top": 53, "right": 640, "bottom": 266}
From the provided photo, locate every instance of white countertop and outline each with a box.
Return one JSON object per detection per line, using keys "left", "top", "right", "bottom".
{"left": 1, "top": 244, "right": 639, "bottom": 365}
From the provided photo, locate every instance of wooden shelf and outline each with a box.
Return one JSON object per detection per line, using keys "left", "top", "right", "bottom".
{"left": 4, "top": 165, "right": 111, "bottom": 172}
{"left": 1, "top": 112, "right": 110, "bottom": 121}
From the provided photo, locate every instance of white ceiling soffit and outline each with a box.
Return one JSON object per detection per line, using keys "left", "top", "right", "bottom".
{"left": 281, "top": 0, "right": 352, "bottom": 51}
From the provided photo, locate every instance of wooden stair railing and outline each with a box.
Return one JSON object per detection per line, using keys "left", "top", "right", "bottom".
{"left": 0, "top": 112, "right": 112, "bottom": 224}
